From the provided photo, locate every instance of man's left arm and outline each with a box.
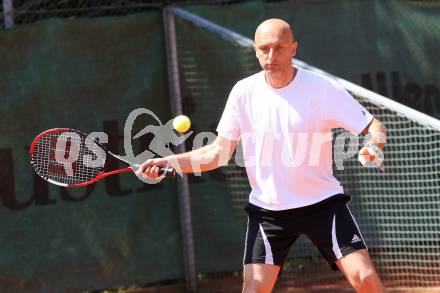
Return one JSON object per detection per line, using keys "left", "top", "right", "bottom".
{"left": 358, "top": 117, "right": 388, "bottom": 171}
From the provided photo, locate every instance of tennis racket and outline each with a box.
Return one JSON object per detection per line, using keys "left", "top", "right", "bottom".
{"left": 30, "top": 128, "right": 175, "bottom": 187}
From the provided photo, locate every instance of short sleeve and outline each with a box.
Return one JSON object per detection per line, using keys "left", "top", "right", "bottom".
{"left": 216, "top": 82, "right": 242, "bottom": 141}
{"left": 324, "top": 80, "right": 374, "bottom": 135}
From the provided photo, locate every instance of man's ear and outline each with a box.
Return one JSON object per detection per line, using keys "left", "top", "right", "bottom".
{"left": 292, "top": 41, "right": 298, "bottom": 57}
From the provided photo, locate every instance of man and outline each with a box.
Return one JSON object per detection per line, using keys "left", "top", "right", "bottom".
{"left": 137, "top": 19, "right": 387, "bottom": 293}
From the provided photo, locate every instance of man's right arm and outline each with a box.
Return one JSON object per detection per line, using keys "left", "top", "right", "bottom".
{"left": 136, "top": 136, "right": 238, "bottom": 179}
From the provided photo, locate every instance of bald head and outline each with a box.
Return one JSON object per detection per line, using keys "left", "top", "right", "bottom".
{"left": 253, "top": 18, "right": 298, "bottom": 85}
{"left": 254, "top": 18, "right": 295, "bottom": 44}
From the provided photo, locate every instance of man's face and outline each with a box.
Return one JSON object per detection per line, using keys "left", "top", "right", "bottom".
{"left": 254, "top": 27, "right": 297, "bottom": 74}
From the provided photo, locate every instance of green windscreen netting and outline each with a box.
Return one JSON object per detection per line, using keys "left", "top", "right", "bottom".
{"left": 0, "top": 12, "right": 183, "bottom": 292}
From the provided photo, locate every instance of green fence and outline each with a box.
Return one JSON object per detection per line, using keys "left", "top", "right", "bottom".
{"left": 0, "top": 11, "right": 183, "bottom": 292}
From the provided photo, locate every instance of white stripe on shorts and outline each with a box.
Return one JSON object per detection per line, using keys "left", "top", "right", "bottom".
{"left": 331, "top": 214, "right": 343, "bottom": 259}
{"left": 259, "top": 224, "right": 274, "bottom": 265}
{"left": 346, "top": 204, "right": 368, "bottom": 249}
{"left": 243, "top": 217, "right": 249, "bottom": 264}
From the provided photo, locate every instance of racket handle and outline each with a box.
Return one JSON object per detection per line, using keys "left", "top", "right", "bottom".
{"left": 131, "top": 164, "right": 176, "bottom": 178}
{"left": 158, "top": 167, "right": 176, "bottom": 178}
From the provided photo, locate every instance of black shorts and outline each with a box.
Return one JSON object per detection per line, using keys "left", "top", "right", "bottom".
{"left": 243, "top": 194, "right": 367, "bottom": 271}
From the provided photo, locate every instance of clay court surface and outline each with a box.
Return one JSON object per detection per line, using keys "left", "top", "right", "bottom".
{"left": 114, "top": 273, "right": 440, "bottom": 293}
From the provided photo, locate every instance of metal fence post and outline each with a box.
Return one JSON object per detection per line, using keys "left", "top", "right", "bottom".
{"left": 2, "top": 0, "right": 14, "bottom": 28}
{"left": 162, "top": 6, "right": 197, "bottom": 293}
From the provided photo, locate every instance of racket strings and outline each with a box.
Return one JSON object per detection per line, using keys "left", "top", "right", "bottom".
{"left": 31, "top": 130, "right": 105, "bottom": 185}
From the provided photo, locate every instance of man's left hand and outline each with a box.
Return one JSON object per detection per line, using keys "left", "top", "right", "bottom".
{"left": 358, "top": 143, "right": 385, "bottom": 172}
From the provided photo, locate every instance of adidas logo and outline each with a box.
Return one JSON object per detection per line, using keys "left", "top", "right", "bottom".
{"left": 351, "top": 234, "right": 362, "bottom": 244}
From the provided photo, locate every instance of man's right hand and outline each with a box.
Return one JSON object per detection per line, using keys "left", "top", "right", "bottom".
{"left": 135, "top": 158, "right": 171, "bottom": 179}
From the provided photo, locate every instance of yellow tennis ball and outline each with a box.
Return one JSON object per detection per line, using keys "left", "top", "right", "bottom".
{"left": 173, "top": 115, "right": 191, "bottom": 133}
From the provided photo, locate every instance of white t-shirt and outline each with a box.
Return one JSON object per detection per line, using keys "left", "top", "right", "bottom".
{"left": 217, "top": 68, "right": 373, "bottom": 210}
